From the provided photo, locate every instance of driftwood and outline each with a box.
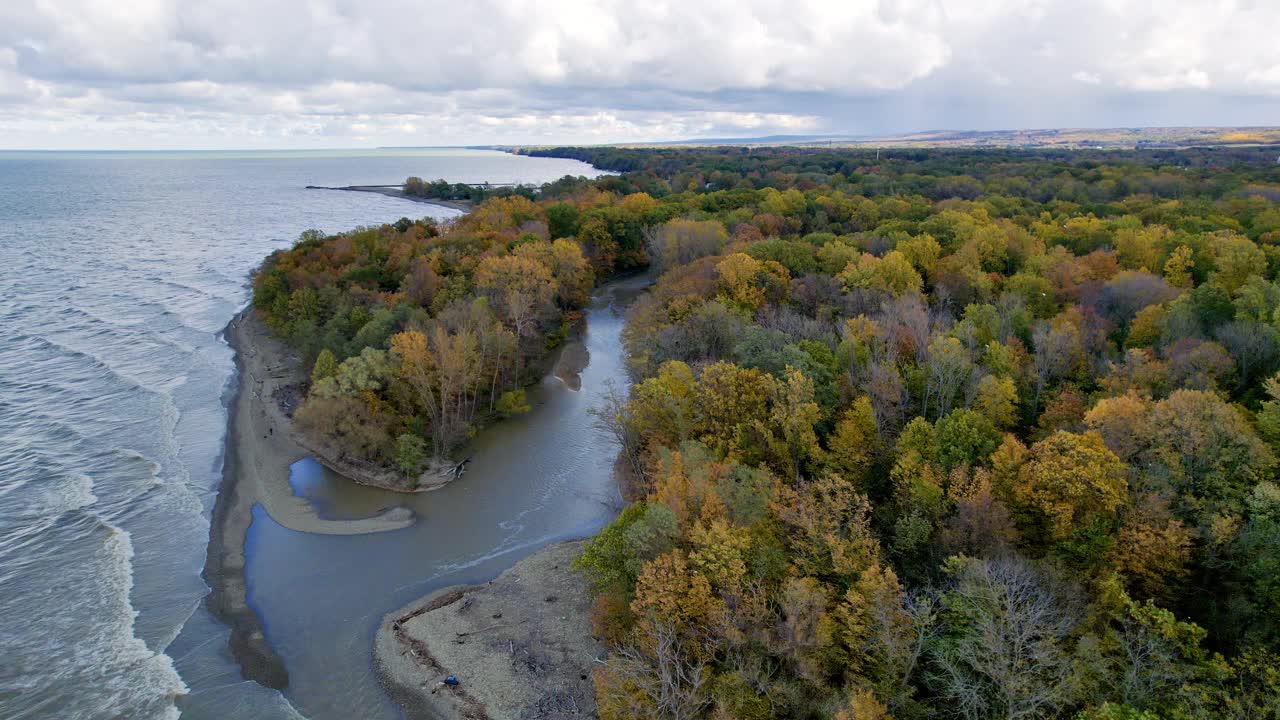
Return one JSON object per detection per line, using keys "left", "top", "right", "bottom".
{"left": 451, "top": 455, "right": 473, "bottom": 478}
{"left": 390, "top": 589, "right": 491, "bottom": 720}
{"left": 455, "top": 623, "right": 507, "bottom": 638}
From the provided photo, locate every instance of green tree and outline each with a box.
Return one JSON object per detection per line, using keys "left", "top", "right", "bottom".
{"left": 311, "top": 348, "right": 338, "bottom": 385}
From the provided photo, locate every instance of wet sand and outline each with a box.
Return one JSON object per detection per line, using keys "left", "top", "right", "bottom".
{"left": 375, "top": 541, "right": 601, "bottom": 720}
{"left": 203, "top": 309, "right": 415, "bottom": 687}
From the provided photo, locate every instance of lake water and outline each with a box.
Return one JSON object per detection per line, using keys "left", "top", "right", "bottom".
{"left": 0, "top": 149, "right": 617, "bottom": 720}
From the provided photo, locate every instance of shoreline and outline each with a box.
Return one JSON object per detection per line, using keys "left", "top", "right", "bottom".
{"left": 205, "top": 271, "right": 645, "bottom": 700}
{"left": 305, "top": 185, "right": 473, "bottom": 213}
{"left": 202, "top": 308, "right": 416, "bottom": 688}
{"left": 374, "top": 540, "right": 601, "bottom": 720}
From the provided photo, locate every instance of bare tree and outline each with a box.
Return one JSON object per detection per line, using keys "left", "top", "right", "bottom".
{"left": 1216, "top": 320, "right": 1280, "bottom": 391}
{"left": 995, "top": 292, "right": 1027, "bottom": 343}
{"left": 1031, "top": 320, "right": 1082, "bottom": 412}
{"left": 879, "top": 292, "right": 932, "bottom": 365}
{"left": 590, "top": 379, "right": 647, "bottom": 495}
{"left": 929, "top": 555, "right": 1085, "bottom": 720}
{"left": 925, "top": 335, "right": 973, "bottom": 420}
{"left": 603, "top": 622, "right": 711, "bottom": 720}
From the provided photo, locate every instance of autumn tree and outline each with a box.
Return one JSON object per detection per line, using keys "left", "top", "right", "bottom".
{"left": 629, "top": 361, "right": 698, "bottom": 452}
{"left": 1148, "top": 390, "right": 1275, "bottom": 519}
{"left": 755, "top": 367, "right": 823, "bottom": 481}
{"left": 390, "top": 327, "right": 480, "bottom": 460}
{"left": 692, "top": 362, "right": 774, "bottom": 457}
{"left": 715, "top": 252, "right": 790, "bottom": 312}
{"left": 774, "top": 472, "right": 880, "bottom": 581}
{"left": 824, "top": 396, "right": 879, "bottom": 489}
{"left": 474, "top": 253, "right": 556, "bottom": 345}
{"left": 645, "top": 218, "right": 728, "bottom": 274}
{"left": 1007, "top": 431, "right": 1128, "bottom": 559}
{"left": 840, "top": 250, "right": 924, "bottom": 295}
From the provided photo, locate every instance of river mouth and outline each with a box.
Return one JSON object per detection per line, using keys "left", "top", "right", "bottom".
{"left": 230, "top": 275, "right": 646, "bottom": 720}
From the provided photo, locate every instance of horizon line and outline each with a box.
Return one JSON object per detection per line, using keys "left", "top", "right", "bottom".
{"left": 5, "top": 124, "right": 1280, "bottom": 153}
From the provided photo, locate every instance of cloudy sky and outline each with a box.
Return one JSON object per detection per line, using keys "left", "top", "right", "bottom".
{"left": 2, "top": 0, "right": 1278, "bottom": 149}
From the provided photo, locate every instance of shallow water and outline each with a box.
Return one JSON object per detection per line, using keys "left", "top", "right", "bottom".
{"left": 0, "top": 149, "right": 602, "bottom": 720}
{"left": 235, "top": 278, "right": 643, "bottom": 720}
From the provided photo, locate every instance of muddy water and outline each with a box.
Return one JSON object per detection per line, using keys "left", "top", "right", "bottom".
{"left": 238, "top": 276, "right": 646, "bottom": 720}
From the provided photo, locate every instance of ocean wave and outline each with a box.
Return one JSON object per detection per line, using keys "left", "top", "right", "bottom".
{"left": 0, "top": 512, "right": 187, "bottom": 720}
{"left": 93, "top": 524, "right": 189, "bottom": 720}
{"left": 20, "top": 333, "right": 172, "bottom": 399}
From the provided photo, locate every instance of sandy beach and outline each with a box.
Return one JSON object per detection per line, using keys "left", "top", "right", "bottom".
{"left": 203, "top": 308, "right": 416, "bottom": 687}
{"left": 375, "top": 540, "right": 602, "bottom": 720}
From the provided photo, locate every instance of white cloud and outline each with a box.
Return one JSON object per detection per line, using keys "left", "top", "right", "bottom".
{"left": 0, "top": 0, "right": 1277, "bottom": 147}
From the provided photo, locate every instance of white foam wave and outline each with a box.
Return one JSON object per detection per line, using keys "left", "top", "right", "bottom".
{"left": 99, "top": 525, "right": 188, "bottom": 720}
{"left": 63, "top": 473, "right": 98, "bottom": 512}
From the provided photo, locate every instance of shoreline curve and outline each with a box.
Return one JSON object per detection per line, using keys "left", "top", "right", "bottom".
{"left": 202, "top": 307, "right": 415, "bottom": 689}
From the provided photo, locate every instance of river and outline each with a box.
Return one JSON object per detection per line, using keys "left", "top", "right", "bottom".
{"left": 0, "top": 149, "right": 614, "bottom": 720}
{"left": 204, "top": 276, "right": 644, "bottom": 720}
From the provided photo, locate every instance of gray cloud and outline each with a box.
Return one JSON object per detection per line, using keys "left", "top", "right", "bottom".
{"left": 1, "top": 0, "right": 1278, "bottom": 148}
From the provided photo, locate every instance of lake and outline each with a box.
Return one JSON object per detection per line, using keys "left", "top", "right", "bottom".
{"left": 0, "top": 149, "right": 616, "bottom": 720}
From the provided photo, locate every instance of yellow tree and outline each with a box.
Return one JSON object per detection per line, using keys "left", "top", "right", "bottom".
{"left": 840, "top": 250, "right": 923, "bottom": 296}
{"left": 474, "top": 254, "right": 555, "bottom": 338}
{"left": 825, "top": 396, "right": 879, "bottom": 488}
{"left": 1126, "top": 304, "right": 1166, "bottom": 348}
{"left": 756, "top": 367, "right": 823, "bottom": 481}
{"left": 692, "top": 362, "right": 774, "bottom": 456}
{"left": 428, "top": 324, "right": 480, "bottom": 449}
{"left": 715, "top": 252, "right": 789, "bottom": 312}
{"left": 645, "top": 218, "right": 727, "bottom": 273}
{"left": 390, "top": 330, "right": 441, "bottom": 454}
{"left": 834, "top": 690, "right": 892, "bottom": 720}
{"left": 390, "top": 327, "right": 480, "bottom": 460}
{"left": 1209, "top": 231, "right": 1266, "bottom": 294}
{"left": 1108, "top": 495, "right": 1195, "bottom": 601}
{"left": 649, "top": 444, "right": 728, "bottom": 528}
{"left": 1013, "top": 430, "right": 1128, "bottom": 542}
{"left": 1114, "top": 224, "right": 1166, "bottom": 272}
{"left": 777, "top": 575, "right": 840, "bottom": 682}
{"left": 1148, "top": 389, "right": 1275, "bottom": 513}
{"left": 972, "top": 374, "right": 1018, "bottom": 429}
{"left": 514, "top": 238, "right": 594, "bottom": 307}
{"left": 687, "top": 519, "right": 751, "bottom": 593}
{"left": 1084, "top": 392, "right": 1153, "bottom": 462}
{"left": 1163, "top": 245, "right": 1194, "bottom": 288}
{"left": 716, "top": 253, "right": 767, "bottom": 310}
{"left": 629, "top": 361, "right": 698, "bottom": 451}
{"left": 835, "top": 562, "right": 929, "bottom": 714}
{"left": 896, "top": 233, "right": 943, "bottom": 277}
{"left": 774, "top": 472, "right": 881, "bottom": 580}
{"left": 599, "top": 549, "right": 719, "bottom": 720}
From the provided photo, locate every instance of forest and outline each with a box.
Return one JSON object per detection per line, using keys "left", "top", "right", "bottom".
{"left": 253, "top": 145, "right": 1280, "bottom": 715}
{"left": 251, "top": 180, "right": 680, "bottom": 483}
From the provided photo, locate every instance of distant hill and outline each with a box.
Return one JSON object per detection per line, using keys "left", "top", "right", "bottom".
{"left": 501, "top": 127, "right": 1280, "bottom": 152}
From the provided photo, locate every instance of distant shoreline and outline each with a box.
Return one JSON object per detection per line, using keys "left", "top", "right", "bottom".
{"left": 305, "top": 184, "right": 472, "bottom": 213}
